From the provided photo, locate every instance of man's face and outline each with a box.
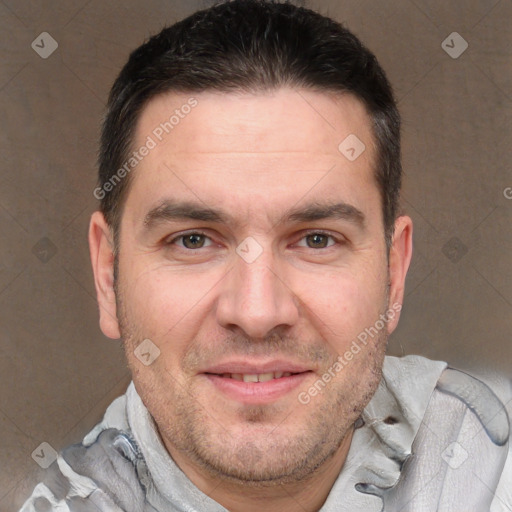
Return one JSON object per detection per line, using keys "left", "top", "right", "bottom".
{"left": 94, "top": 88, "right": 409, "bottom": 484}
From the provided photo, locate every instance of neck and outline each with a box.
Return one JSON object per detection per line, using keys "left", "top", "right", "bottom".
{"left": 163, "top": 426, "right": 354, "bottom": 512}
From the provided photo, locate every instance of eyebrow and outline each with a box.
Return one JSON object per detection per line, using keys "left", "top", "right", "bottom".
{"left": 142, "top": 199, "right": 366, "bottom": 231}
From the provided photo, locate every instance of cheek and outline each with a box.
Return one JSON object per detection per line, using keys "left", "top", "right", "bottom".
{"left": 122, "top": 263, "right": 221, "bottom": 342}
{"left": 293, "top": 265, "right": 387, "bottom": 344}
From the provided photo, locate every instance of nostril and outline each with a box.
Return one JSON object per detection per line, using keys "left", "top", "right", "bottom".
{"left": 383, "top": 416, "right": 399, "bottom": 425}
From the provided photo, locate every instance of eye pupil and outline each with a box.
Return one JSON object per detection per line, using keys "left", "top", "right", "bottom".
{"left": 183, "top": 234, "right": 204, "bottom": 249}
{"left": 307, "top": 234, "right": 328, "bottom": 248}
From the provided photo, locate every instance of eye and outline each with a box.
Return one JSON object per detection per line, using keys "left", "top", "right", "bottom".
{"left": 169, "top": 232, "right": 213, "bottom": 249}
{"left": 297, "top": 232, "right": 338, "bottom": 249}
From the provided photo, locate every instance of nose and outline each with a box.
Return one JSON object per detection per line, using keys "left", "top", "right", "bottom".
{"left": 215, "top": 244, "right": 300, "bottom": 339}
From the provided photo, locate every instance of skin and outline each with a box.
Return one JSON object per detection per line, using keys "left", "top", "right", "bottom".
{"left": 89, "top": 88, "right": 413, "bottom": 512}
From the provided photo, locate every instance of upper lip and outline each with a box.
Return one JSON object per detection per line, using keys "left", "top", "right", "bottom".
{"left": 201, "top": 360, "right": 312, "bottom": 375}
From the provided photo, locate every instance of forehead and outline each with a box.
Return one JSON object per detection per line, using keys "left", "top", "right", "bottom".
{"left": 135, "top": 88, "right": 373, "bottom": 157}
{"left": 124, "top": 88, "right": 378, "bottom": 227}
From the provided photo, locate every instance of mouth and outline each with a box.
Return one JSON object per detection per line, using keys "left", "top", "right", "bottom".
{"left": 201, "top": 364, "right": 313, "bottom": 404}
{"left": 204, "top": 371, "right": 302, "bottom": 382}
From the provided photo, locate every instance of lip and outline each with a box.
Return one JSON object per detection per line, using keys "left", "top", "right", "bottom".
{"left": 200, "top": 359, "right": 314, "bottom": 404}
{"left": 202, "top": 371, "right": 312, "bottom": 405}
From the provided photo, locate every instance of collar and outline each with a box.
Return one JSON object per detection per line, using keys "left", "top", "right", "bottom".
{"left": 319, "top": 354, "right": 447, "bottom": 511}
{"left": 125, "top": 354, "right": 447, "bottom": 511}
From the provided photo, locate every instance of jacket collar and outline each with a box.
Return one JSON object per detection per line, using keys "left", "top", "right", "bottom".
{"left": 319, "top": 355, "right": 447, "bottom": 511}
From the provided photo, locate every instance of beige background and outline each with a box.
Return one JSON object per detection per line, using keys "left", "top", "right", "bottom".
{"left": 1, "top": 0, "right": 511, "bottom": 509}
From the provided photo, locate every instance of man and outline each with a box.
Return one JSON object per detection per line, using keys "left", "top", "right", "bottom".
{"left": 21, "top": 1, "right": 511, "bottom": 511}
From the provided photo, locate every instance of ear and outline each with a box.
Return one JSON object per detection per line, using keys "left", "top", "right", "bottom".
{"left": 387, "top": 215, "right": 413, "bottom": 334}
{"left": 88, "top": 211, "right": 121, "bottom": 339}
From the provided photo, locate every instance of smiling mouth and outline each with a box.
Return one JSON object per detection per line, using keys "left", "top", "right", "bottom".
{"left": 203, "top": 370, "right": 313, "bottom": 403}
{"left": 204, "top": 371, "right": 308, "bottom": 382}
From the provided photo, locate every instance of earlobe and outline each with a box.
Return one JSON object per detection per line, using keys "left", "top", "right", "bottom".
{"left": 88, "top": 211, "right": 121, "bottom": 339}
{"left": 387, "top": 215, "right": 413, "bottom": 334}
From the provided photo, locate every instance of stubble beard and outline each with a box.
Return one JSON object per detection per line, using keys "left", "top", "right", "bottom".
{"left": 114, "top": 264, "right": 389, "bottom": 487}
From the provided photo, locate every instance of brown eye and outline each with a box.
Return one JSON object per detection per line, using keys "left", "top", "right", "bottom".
{"left": 304, "top": 233, "right": 332, "bottom": 249}
{"left": 180, "top": 233, "right": 205, "bottom": 249}
{"left": 174, "top": 233, "right": 212, "bottom": 249}
{"left": 306, "top": 233, "right": 328, "bottom": 248}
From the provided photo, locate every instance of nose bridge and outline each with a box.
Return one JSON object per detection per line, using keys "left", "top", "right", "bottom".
{"left": 216, "top": 240, "right": 299, "bottom": 337}
{"left": 239, "top": 251, "right": 278, "bottom": 304}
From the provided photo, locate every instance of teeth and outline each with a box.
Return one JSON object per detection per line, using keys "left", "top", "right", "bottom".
{"left": 221, "top": 372, "right": 295, "bottom": 382}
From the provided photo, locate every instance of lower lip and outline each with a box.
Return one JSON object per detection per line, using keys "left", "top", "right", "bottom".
{"left": 203, "top": 372, "right": 312, "bottom": 404}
